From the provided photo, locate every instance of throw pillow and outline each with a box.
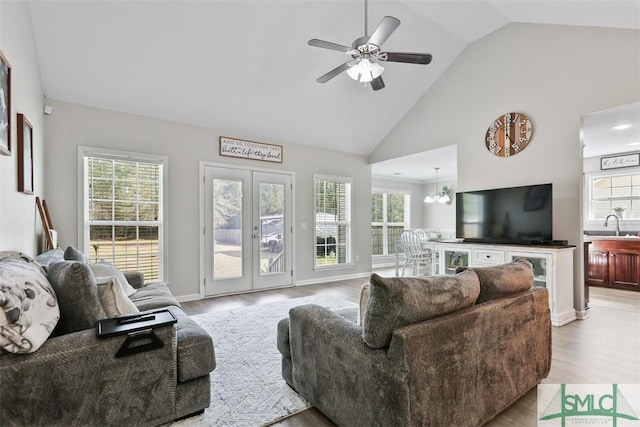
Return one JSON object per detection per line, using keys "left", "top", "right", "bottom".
{"left": 362, "top": 270, "right": 480, "bottom": 348}
{"left": 0, "top": 252, "right": 60, "bottom": 353}
{"left": 63, "top": 246, "right": 88, "bottom": 263}
{"left": 456, "top": 257, "right": 534, "bottom": 304}
{"left": 34, "top": 247, "right": 64, "bottom": 271}
{"left": 47, "top": 261, "right": 107, "bottom": 335}
{"left": 96, "top": 276, "right": 140, "bottom": 318}
{"left": 90, "top": 261, "right": 136, "bottom": 297}
{"left": 357, "top": 283, "right": 370, "bottom": 326}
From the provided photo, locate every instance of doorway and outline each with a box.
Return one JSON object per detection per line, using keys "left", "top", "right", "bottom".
{"left": 201, "top": 163, "right": 293, "bottom": 296}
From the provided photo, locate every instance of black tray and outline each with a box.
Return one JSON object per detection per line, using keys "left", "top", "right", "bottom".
{"left": 96, "top": 309, "right": 177, "bottom": 338}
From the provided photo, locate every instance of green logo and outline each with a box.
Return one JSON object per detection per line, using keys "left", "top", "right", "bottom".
{"left": 539, "top": 384, "right": 639, "bottom": 426}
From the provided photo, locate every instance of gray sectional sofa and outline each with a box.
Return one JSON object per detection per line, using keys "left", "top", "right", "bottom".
{"left": 0, "top": 251, "right": 215, "bottom": 427}
{"left": 277, "top": 259, "right": 552, "bottom": 427}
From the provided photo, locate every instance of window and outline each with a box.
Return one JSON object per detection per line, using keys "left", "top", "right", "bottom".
{"left": 589, "top": 172, "right": 640, "bottom": 220}
{"left": 79, "top": 147, "right": 167, "bottom": 281}
{"left": 371, "top": 190, "right": 410, "bottom": 256}
{"left": 314, "top": 175, "right": 352, "bottom": 268}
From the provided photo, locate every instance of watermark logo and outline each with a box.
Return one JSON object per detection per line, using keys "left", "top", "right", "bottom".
{"left": 538, "top": 384, "right": 640, "bottom": 426}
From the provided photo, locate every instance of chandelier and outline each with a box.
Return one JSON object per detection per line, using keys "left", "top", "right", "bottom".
{"left": 424, "top": 167, "right": 451, "bottom": 204}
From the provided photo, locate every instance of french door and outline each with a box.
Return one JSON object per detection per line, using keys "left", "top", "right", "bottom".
{"left": 202, "top": 164, "right": 293, "bottom": 296}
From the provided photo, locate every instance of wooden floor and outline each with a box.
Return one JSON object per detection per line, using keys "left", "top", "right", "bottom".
{"left": 181, "top": 274, "right": 640, "bottom": 427}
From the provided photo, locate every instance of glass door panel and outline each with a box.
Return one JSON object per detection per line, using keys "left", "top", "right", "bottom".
{"left": 204, "top": 166, "right": 292, "bottom": 296}
{"left": 259, "top": 182, "right": 285, "bottom": 274}
{"left": 212, "top": 178, "right": 243, "bottom": 280}
{"left": 442, "top": 248, "right": 471, "bottom": 275}
{"left": 204, "top": 167, "right": 251, "bottom": 296}
{"left": 253, "top": 172, "right": 292, "bottom": 290}
{"left": 508, "top": 252, "right": 552, "bottom": 288}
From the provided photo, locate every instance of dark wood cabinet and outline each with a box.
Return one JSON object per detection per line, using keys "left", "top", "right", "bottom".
{"left": 587, "top": 240, "right": 640, "bottom": 291}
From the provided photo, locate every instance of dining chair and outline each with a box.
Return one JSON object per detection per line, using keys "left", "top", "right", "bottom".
{"left": 398, "top": 230, "right": 431, "bottom": 276}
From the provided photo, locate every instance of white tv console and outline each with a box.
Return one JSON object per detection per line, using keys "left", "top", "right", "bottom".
{"left": 434, "top": 241, "right": 576, "bottom": 327}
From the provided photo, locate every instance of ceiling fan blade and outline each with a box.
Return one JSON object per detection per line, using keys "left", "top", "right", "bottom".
{"left": 308, "top": 39, "right": 353, "bottom": 53}
{"left": 316, "top": 62, "right": 352, "bottom": 83}
{"left": 381, "top": 52, "right": 433, "bottom": 65}
{"left": 367, "top": 16, "right": 400, "bottom": 47}
{"left": 371, "top": 76, "right": 385, "bottom": 91}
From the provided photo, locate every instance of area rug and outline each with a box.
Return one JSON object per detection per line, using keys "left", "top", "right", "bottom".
{"left": 172, "top": 295, "right": 357, "bottom": 427}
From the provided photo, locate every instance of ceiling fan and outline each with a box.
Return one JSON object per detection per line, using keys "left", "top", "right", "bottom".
{"left": 308, "top": 0, "right": 432, "bottom": 91}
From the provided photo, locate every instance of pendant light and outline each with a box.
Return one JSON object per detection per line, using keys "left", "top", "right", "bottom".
{"left": 424, "top": 167, "right": 451, "bottom": 204}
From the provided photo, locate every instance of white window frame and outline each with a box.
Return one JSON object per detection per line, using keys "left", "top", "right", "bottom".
{"left": 585, "top": 168, "right": 640, "bottom": 230}
{"left": 371, "top": 189, "right": 410, "bottom": 257}
{"left": 78, "top": 146, "right": 169, "bottom": 281}
{"left": 313, "top": 174, "right": 353, "bottom": 270}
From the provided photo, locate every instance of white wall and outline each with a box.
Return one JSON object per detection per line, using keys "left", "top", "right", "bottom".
{"left": 422, "top": 177, "right": 456, "bottom": 235}
{"left": 370, "top": 23, "right": 640, "bottom": 313}
{"left": 0, "top": 1, "right": 45, "bottom": 254}
{"left": 43, "top": 100, "right": 372, "bottom": 298}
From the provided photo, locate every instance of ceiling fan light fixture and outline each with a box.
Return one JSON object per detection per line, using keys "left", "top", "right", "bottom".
{"left": 346, "top": 59, "right": 384, "bottom": 83}
{"left": 346, "top": 64, "right": 361, "bottom": 81}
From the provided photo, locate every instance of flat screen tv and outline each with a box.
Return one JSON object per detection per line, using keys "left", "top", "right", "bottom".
{"left": 456, "top": 183, "right": 552, "bottom": 245}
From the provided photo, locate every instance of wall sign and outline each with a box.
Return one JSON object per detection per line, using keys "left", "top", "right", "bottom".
{"left": 219, "top": 136, "right": 283, "bottom": 163}
{"left": 600, "top": 153, "right": 640, "bottom": 170}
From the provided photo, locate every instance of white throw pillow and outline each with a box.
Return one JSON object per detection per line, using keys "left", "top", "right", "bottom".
{"left": 96, "top": 276, "right": 140, "bottom": 318}
{"left": 358, "top": 283, "right": 370, "bottom": 326}
{"left": 90, "top": 261, "right": 136, "bottom": 296}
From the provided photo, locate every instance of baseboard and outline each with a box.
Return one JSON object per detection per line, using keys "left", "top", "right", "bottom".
{"left": 295, "top": 272, "right": 371, "bottom": 287}
{"left": 176, "top": 272, "right": 371, "bottom": 301}
{"left": 175, "top": 293, "right": 203, "bottom": 303}
{"left": 552, "top": 309, "right": 578, "bottom": 327}
{"left": 575, "top": 307, "right": 590, "bottom": 320}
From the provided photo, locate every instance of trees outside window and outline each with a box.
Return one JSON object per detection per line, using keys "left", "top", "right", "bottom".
{"left": 372, "top": 191, "right": 410, "bottom": 256}
{"left": 81, "top": 147, "right": 166, "bottom": 281}
{"left": 314, "top": 175, "right": 352, "bottom": 268}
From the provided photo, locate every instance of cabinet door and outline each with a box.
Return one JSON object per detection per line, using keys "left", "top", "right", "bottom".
{"left": 507, "top": 252, "right": 553, "bottom": 289}
{"left": 586, "top": 250, "right": 609, "bottom": 286}
{"left": 609, "top": 250, "right": 640, "bottom": 290}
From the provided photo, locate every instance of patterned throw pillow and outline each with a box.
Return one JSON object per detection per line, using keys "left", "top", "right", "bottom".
{"left": 456, "top": 258, "right": 534, "bottom": 303}
{"left": 362, "top": 270, "right": 480, "bottom": 348}
{"left": 47, "top": 261, "right": 107, "bottom": 335}
{"left": 0, "top": 252, "right": 60, "bottom": 353}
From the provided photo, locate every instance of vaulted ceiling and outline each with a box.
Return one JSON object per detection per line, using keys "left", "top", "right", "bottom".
{"left": 28, "top": 1, "right": 640, "bottom": 158}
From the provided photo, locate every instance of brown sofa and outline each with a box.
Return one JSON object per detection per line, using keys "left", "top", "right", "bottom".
{"left": 277, "top": 260, "right": 552, "bottom": 427}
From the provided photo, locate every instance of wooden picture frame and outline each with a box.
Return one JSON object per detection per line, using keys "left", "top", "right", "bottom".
{"left": 17, "top": 114, "right": 34, "bottom": 194}
{"left": 0, "top": 50, "right": 10, "bottom": 156}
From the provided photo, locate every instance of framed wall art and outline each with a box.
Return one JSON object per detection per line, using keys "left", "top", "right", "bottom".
{"left": 17, "top": 114, "right": 34, "bottom": 194}
{"left": 600, "top": 153, "right": 640, "bottom": 170}
{"left": 0, "top": 50, "right": 11, "bottom": 155}
{"left": 219, "top": 136, "right": 283, "bottom": 163}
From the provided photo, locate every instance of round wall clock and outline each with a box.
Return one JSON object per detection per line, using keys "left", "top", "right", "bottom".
{"left": 485, "top": 112, "right": 533, "bottom": 157}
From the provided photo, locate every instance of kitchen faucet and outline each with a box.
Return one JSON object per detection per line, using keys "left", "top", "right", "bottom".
{"left": 604, "top": 214, "right": 620, "bottom": 236}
